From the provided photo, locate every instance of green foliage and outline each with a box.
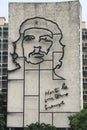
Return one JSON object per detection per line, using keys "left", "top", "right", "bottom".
{"left": 83, "top": 103, "right": 87, "bottom": 109}
{"left": 0, "top": 94, "right": 5, "bottom": 130}
{"left": 69, "top": 109, "right": 87, "bottom": 130}
{"left": 24, "top": 122, "right": 57, "bottom": 130}
{"left": 0, "top": 113, "right": 5, "bottom": 130}
{"left": 0, "top": 94, "right": 4, "bottom": 112}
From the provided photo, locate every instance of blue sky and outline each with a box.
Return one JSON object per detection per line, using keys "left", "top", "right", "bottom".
{"left": 0, "top": 0, "right": 87, "bottom": 26}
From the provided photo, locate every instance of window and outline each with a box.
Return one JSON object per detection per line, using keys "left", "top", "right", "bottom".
{"left": 2, "top": 68, "right": 7, "bottom": 75}
{"left": 83, "top": 78, "right": 87, "bottom": 83}
{"left": 2, "top": 89, "right": 7, "bottom": 93}
{"left": 3, "top": 40, "right": 8, "bottom": 50}
{"left": 3, "top": 56, "right": 8, "bottom": 63}
{"left": 83, "top": 95, "right": 87, "bottom": 100}
{"left": 0, "top": 81, "right": 2, "bottom": 87}
{"left": 3, "top": 27, "right": 8, "bottom": 31}
{"left": 0, "top": 51, "right": 1, "bottom": 55}
{"left": 2, "top": 75, "right": 7, "bottom": 81}
{"left": 85, "top": 31, "right": 87, "bottom": 35}
{"left": 0, "top": 56, "right": 1, "bottom": 63}
{"left": 2, "top": 64, "right": 7, "bottom": 68}
{"left": 2, "top": 81, "right": 7, "bottom": 88}
{"left": 83, "top": 47, "right": 87, "bottom": 52}
{"left": 83, "top": 71, "right": 87, "bottom": 76}
{"left": 3, "top": 52, "right": 8, "bottom": 56}
{"left": 0, "top": 32, "right": 2, "bottom": 36}
{"left": 15, "top": 128, "right": 24, "bottom": 130}
{"left": 82, "top": 35, "right": 87, "bottom": 40}
{"left": 3, "top": 31, "right": 8, "bottom": 37}
{"left": 85, "top": 55, "right": 87, "bottom": 59}
{"left": 0, "top": 76, "right": 2, "bottom": 81}
{"left": 85, "top": 43, "right": 87, "bottom": 46}
{"left": 83, "top": 66, "right": 87, "bottom": 71}
{"left": 3, "top": 44, "right": 8, "bottom": 50}
{"left": 0, "top": 40, "right": 1, "bottom": 50}
{"left": 0, "top": 28, "right": 2, "bottom": 36}
{"left": 3, "top": 40, "right": 8, "bottom": 44}
{"left": 83, "top": 83, "right": 87, "bottom": 89}
{"left": 83, "top": 59, "right": 87, "bottom": 64}
{"left": 0, "top": 68, "right": 1, "bottom": 75}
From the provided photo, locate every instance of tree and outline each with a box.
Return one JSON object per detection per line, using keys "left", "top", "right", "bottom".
{"left": 0, "top": 113, "right": 5, "bottom": 130}
{"left": 69, "top": 109, "right": 87, "bottom": 130}
{"left": 24, "top": 122, "right": 57, "bottom": 130}
{"left": 0, "top": 94, "right": 5, "bottom": 130}
{"left": 83, "top": 103, "right": 87, "bottom": 109}
{"left": 0, "top": 94, "right": 3, "bottom": 112}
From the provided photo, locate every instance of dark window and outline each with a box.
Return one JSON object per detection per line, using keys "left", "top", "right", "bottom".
{"left": 85, "top": 43, "right": 87, "bottom": 46}
{"left": 0, "top": 40, "right": 1, "bottom": 50}
{"left": 3, "top": 44, "right": 8, "bottom": 50}
{"left": 0, "top": 52, "right": 2, "bottom": 56}
{"left": 2, "top": 64, "right": 7, "bottom": 68}
{"left": 2, "top": 76, "right": 7, "bottom": 81}
{"left": 3, "top": 56, "right": 8, "bottom": 63}
{"left": 85, "top": 31, "right": 87, "bottom": 35}
{"left": 3, "top": 31, "right": 8, "bottom": 37}
{"left": 83, "top": 95, "right": 87, "bottom": 100}
{"left": 0, "top": 68, "right": 1, "bottom": 75}
{"left": 0, "top": 76, "right": 2, "bottom": 81}
{"left": 0, "top": 56, "right": 1, "bottom": 63}
{"left": 15, "top": 128, "right": 24, "bottom": 130}
{"left": 83, "top": 47, "right": 87, "bottom": 52}
{"left": 2, "top": 68, "right": 7, "bottom": 75}
{"left": 83, "top": 59, "right": 87, "bottom": 64}
{"left": 3, "top": 40, "right": 8, "bottom": 50}
{"left": 2, "top": 89, "right": 7, "bottom": 93}
{"left": 85, "top": 55, "right": 87, "bottom": 58}
{"left": 83, "top": 71, "right": 87, "bottom": 76}
{"left": 0, "top": 28, "right": 2, "bottom": 36}
{"left": 3, "top": 40, "right": 8, "bottom": 43}
{"left": 83, "top": 83, "right": 87, "bottom": 89}
{"left": 0, "top": 32, "right": 2, "bottom": 36}
{"left": 82, "top": 35, "right": 87, "bottom": 40}
{"left": 2, "top": 81, "right": 7, "bottom": 88}
{"left": 3, "top": 27, "right": 8, "bottom": 31}
{"left": 0, "top": 43, "right": 2, "bottom": 50}
{"left": 3, "top": 52, "right": 8, "bottom": 56}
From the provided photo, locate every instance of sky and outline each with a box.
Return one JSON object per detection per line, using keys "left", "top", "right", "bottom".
{"left": 0, "top": 0, "right": 87, "bottom": 26}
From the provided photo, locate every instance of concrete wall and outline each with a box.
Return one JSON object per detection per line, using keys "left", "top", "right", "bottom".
{"left": 0, "top": 17, "right": 6, "bottom": 25}
{"left": 7, "top": 1, "right": 82, "bottom": 128}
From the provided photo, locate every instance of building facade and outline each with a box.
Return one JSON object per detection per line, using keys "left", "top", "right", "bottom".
{"left": 7, "top": 1, "right": 82, "bottom": 130}
{"left": 0, "top": 17, "right": 8, "bottom": 128}
{"left": 82, "top": 22, "right": 87, "bottom": 105}
{"left": 0, "top": 17, "right": 8, "bottom": 93}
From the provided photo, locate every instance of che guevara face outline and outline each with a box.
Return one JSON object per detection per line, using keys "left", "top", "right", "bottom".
{"left": 9, "top": 17, "right": 65, "bottom": 73}
{"left": 22, "top": 28, "right": 53, "bottom": 64}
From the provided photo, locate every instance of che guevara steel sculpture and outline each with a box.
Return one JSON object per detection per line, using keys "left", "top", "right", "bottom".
{"left": 8, "top": 17, "right": 68, "bottom": 123}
